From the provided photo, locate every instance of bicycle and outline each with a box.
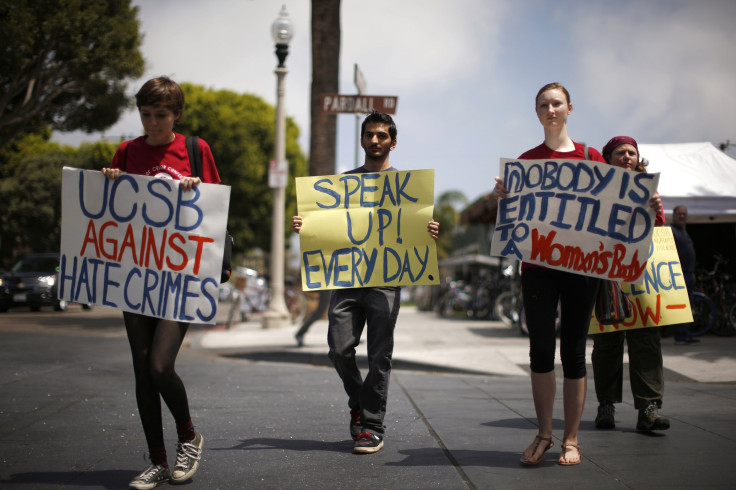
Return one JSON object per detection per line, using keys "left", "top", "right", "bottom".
{"left": 470, "top": 267, "right": 514, "bottom": 320}
{"left": 492, "top": 264, "right": 522, "bottom": 327}
{"left": 494, "top": 289, "right": 522, "bottom": 329}
{"left": 226, "top": 279, "right": 269, "bottom": 328}
{"left": 686, "top": 291, "right": 716, "bottom": 337}
{"left": 728, "top": 302, "right": 736, "bottom": 335}
{"left": 226, "top": 281, "right": 307, "bottom": 329}
{"left": 492, "top": 264, "right": 527, "bottom": 335}
{"left": 683, "top": 255, "right": 736, "bottom": 337}
{"left": 437, "top": 279, "right": 474, "bottom": 318}
{"left": 493, "top": 280, "right": 560, "bottom": 336}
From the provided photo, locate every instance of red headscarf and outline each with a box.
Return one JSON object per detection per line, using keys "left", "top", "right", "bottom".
{"left": 602, "top": 136, "right": 638, "bottom": 163}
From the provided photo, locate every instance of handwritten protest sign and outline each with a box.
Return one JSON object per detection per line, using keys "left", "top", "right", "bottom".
{"left": 296, "top": 169, "right": 439, "bottom": 291}
{"left": 589, "top": 227, "right": 693, "bottom": 333}
{"left": 491, "top": 158, "right": 660, "bottom": 283}
{"left": 59, "top": 167, "right": 230, "bottom": 324}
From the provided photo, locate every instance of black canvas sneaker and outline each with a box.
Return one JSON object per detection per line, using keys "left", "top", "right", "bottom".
{"left": 128, "top": 464, "right": 170, "bottom": 490}
{"left": 171, "top": 432, "right": 204, "bottom": 482}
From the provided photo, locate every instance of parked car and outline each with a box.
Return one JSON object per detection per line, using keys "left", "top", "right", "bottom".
{"left": 0, "top": 253, "right": 91, "bottom": 312}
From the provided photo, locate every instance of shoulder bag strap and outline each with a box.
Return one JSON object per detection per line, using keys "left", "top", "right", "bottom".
{"left": 186, "top": 136, "right": 202, "bottom": 178}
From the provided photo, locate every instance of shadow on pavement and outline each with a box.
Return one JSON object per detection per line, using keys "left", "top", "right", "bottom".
{"left": 220, "top": 351, "right": 498, "bottom": 377}
{"left": 218, "top": 437, "right": 347, "bottom": 453}
{"left": 0, "top": 469, "right": 136, "bottom": 489}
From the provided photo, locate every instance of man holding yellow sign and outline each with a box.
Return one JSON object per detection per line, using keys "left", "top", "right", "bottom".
{"left": 292, "top": 111, "right": 439, "bottom": 454}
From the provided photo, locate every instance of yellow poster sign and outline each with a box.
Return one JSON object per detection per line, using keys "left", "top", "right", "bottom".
{"left": 589, "top": 226, "right": 693, "bottom": 334}
{"left": 295, "top": 169, "right": 439, "bottom": 291}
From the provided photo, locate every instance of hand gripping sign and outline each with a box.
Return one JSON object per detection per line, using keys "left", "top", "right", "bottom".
{"left": 59, "top": 167, "right": 231, "bottom": 324}
{"left": 589, "top": 226, "right": 693, "bottom": 334}
{"left": 491, "top": 158, "right": 660, "bottom": 284}
{"left": 295, "top": 169, "right": 439, "bottom": 291}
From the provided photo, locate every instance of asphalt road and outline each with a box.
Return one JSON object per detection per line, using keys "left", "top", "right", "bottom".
{"left": 2, "top": 305, "right": 735, "bottom": 489}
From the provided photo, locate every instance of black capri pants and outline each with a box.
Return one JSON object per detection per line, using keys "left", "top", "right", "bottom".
{"left": 521, "top": 267, "right": 601, "bottom": 379}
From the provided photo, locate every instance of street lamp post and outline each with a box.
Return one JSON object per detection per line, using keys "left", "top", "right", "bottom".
{"left": 262, "top": 5, "right": 293, "bottom": 329}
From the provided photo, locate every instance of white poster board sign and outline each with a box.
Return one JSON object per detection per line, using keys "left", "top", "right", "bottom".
{"left": 59, "top": 167, "right": 230, "bottom": 324}
{"left": 491, "top": 158, "right": 660, "bottom": 283}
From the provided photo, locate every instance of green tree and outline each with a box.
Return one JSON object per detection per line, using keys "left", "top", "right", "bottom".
{"left": 0, "top": 0, "right": 144, "bottom": 151}
{"left": 0, "top": 132, "right": 116, "bottom": 262}
{"left": 73, "top": 140, "right": 118, "bottom": 170}
{"left": 0, "top": 85, "right": 306, "bottom": 263}
{"left": 434, "top": 190, "right": 468, "bottom": 259}
{"left": 0, "top": 148, "right": 70, "bottom": 262}
{"left": 175, "top": 84, "right": 307, "bottom": 255}
{"left": 0, "top": 128, "right": 57, "bottom": 177}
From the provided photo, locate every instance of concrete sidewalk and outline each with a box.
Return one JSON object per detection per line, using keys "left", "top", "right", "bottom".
{"left": 189, "top": 306, "right": 736, "bottom": 489}
{"left": 199, "top": 305, "right": 736, "bottom": 383}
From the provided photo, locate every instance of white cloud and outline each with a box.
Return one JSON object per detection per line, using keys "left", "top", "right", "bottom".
{"left": 572, "top": 0, "right": 736, "bottom": 143}
{"left": 340, "top": 0, "right": 511, "bottom": 93}
{"left": 52, "top": 0, "right": 736, "bottom": 202}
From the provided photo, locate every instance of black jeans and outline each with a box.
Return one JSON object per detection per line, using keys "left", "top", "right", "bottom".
{"left": 327, "top": 287, "right": 401, "bottom": 435}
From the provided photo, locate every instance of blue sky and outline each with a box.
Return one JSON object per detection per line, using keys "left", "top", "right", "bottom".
{"left": 54, "top": 0, "right": 736, "bottom": 205}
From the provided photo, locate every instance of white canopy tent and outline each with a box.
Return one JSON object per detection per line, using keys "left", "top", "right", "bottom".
{"left": 639, "top": 142, "right": 736, "bottom": 223}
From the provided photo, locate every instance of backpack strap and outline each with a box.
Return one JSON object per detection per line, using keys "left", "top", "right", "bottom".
{"left": 583, "top": 143, "right": 590, "bottom": 160}
{"left": 184, "top": 136, "right": 232, "bottom": 283}
{"left": 121, "top": 140, "right": 130, "bottom": 171}
{"left": 186, "top": 136, "right": 202, "bottom": 178}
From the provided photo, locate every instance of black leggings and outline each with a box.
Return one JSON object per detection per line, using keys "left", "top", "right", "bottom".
{"left": 521, "top": 268, "right": 601, "bottom": 379}
{"left": 124, "top": 312, "right": 191, "bottom": 448}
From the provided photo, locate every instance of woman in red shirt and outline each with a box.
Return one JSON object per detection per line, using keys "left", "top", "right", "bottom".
{"left": 493, "top": 83, "right": 605, "bottom": 466}
{"left": 102, "top": 77, "right": 219, "bottom": 489}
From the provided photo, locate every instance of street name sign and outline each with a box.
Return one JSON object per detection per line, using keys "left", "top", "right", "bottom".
{"left": 320, "top": 94, "right": 398, "bottom": 115}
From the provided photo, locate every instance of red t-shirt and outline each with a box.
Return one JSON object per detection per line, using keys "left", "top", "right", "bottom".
{"left": 516, "top": 141, "right": 605, "bottom": 271}
{"left": 110, "top": 133, "right": 221, "bottom": 184}
{"left": 518, "top": 142, "right": 665, "bottom": 225}
{"left": 518, "top": 141, "right": 605, "bottom": 162}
